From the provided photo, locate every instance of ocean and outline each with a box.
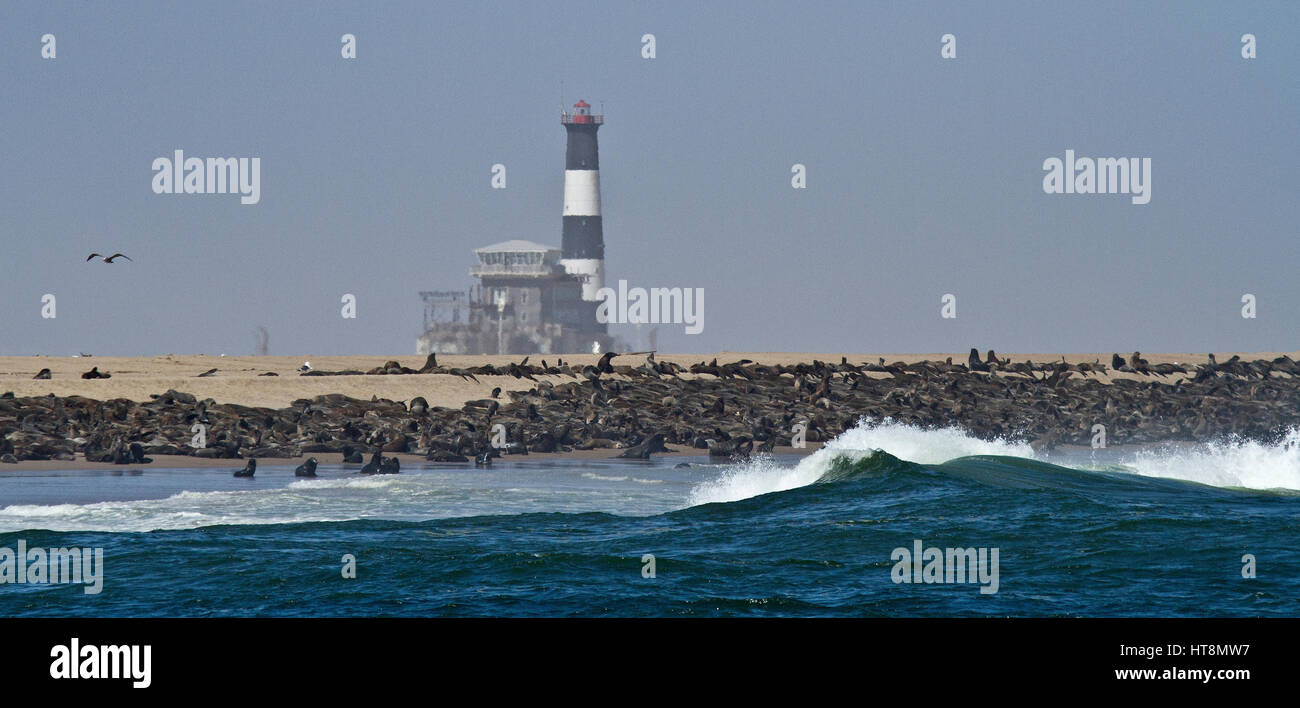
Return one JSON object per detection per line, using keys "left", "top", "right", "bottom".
{"left": 1, "top": 420, "right": 1297, "bottom": 617}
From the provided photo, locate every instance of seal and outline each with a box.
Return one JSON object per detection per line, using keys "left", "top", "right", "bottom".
{"left": 233, "top": 459, "right": 256, "bottom": 478}
{"left": 129, "top": 442, "right": 153, "bottom": 464}
{"left": 81, "top": 366, "right": 111, "bottom": 379}
{"left": 708, "top": 436, "right": 752, "bottom": 459}
{"left": 359, "top": 452, "right": 383, "bottom": 475}
{"left": 33, "top": 368, "right": 51, "bottom": 379}
{"left": 417, "top": 353, "right": 440, "bottom": 374}
{"left": 294, "top": 457, "right": 318, "bottom": 477}
{"left": 616, "top": 432, "right": 667, "bottom": 460}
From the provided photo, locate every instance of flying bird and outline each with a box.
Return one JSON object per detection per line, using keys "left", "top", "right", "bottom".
{"left": 86, "top": 253, "right": 132, "bottom": 263}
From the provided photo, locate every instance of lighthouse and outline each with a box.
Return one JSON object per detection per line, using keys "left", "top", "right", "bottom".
{"left": 417, "top": 99, "right": 620, "bottom": 356}
{"left": 560, "top": 100, "right": 605, "bottom": 302}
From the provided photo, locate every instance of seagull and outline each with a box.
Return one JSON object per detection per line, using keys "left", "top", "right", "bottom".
{"left": 298, "top": 361, "right": 312, "bottom": 372}
{"left": 86, "top": 253, "right": 132, "bottom": 263}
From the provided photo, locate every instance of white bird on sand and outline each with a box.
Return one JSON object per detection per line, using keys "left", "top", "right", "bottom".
{"left": 298, "top": 361, "right": 312, "bottom": 372}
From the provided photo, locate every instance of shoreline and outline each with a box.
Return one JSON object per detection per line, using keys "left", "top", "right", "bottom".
{"left": 0, "top": 444, "right": 825, "bottom": 473}
{"left": 0, "top": 441, "right": 1209, "bottom": 475}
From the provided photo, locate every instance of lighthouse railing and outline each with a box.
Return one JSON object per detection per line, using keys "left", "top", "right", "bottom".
{"left": 469, "top": 263, "right": 557, "bottom": 277}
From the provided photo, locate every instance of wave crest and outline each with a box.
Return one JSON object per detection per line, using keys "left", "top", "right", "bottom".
{"left": 687, "top": 418, "right": 1032, "bottom": 505}
{"left": 686, "top": 419, "right": 1300, "bottom": 505}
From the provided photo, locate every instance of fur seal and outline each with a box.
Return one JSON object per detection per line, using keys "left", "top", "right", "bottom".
{"left": 708, "top": 436, "right": 753, "bottom": 459}
{"left": 295, "top": 457, "right": 318, "bottom": 477}
{"left": 33, "top": 368, "right": 51, "bottom": 379}
{"left": 129, "top": 442, "right": 152, "bottom": 464}
{"left": 81, "top": 367, "right": 110, "bottom": 379}
{"left": 233, "top": 459, "right": 256, "bottom": 478}
{"left": 617, "top": 433, "right": 667, "bottom": 460}
{"left": 342, "top": 445, "right": 364, "bottom": 464}
{"left": 359, "top": 452, "right": 383, "bottom": 475}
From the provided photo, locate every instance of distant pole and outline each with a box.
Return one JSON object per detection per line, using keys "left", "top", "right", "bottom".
{"left": 496, "top": 291, "right": 507, "bottom": 355}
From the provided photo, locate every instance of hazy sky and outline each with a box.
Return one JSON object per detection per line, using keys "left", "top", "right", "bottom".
{"left": 2, "top": 1, "right": 1297, "bottom": 357}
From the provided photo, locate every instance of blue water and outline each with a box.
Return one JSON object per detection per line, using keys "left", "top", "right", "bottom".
{"left": 1, "top": 421, "right": 1297, "bottom": 616}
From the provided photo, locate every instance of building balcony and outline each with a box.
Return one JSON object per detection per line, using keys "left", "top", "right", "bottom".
{"left": 469, "top": 263, "right": 562, "bottom": 277}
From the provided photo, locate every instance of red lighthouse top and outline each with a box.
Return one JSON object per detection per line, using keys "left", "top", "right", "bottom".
{"left": 561, "top": 99, "right": 603, "bottom": 125}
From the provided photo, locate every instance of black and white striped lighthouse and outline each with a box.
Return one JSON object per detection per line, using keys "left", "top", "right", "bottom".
{"left": 560, "top": 100, "right": 604, "bottom": 302}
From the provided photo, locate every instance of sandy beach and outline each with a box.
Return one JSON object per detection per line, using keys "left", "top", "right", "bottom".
{"left": 3, "top": 351, "right": 1289, "bottom": 409}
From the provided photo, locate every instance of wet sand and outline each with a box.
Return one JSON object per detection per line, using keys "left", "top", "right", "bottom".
{"left": 0, "top": 445, "right": 824, "bottom": 473}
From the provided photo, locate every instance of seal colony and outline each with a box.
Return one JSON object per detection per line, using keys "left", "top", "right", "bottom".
{"left": 2, "top": 351, "right": 1299, "bottom": 465}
